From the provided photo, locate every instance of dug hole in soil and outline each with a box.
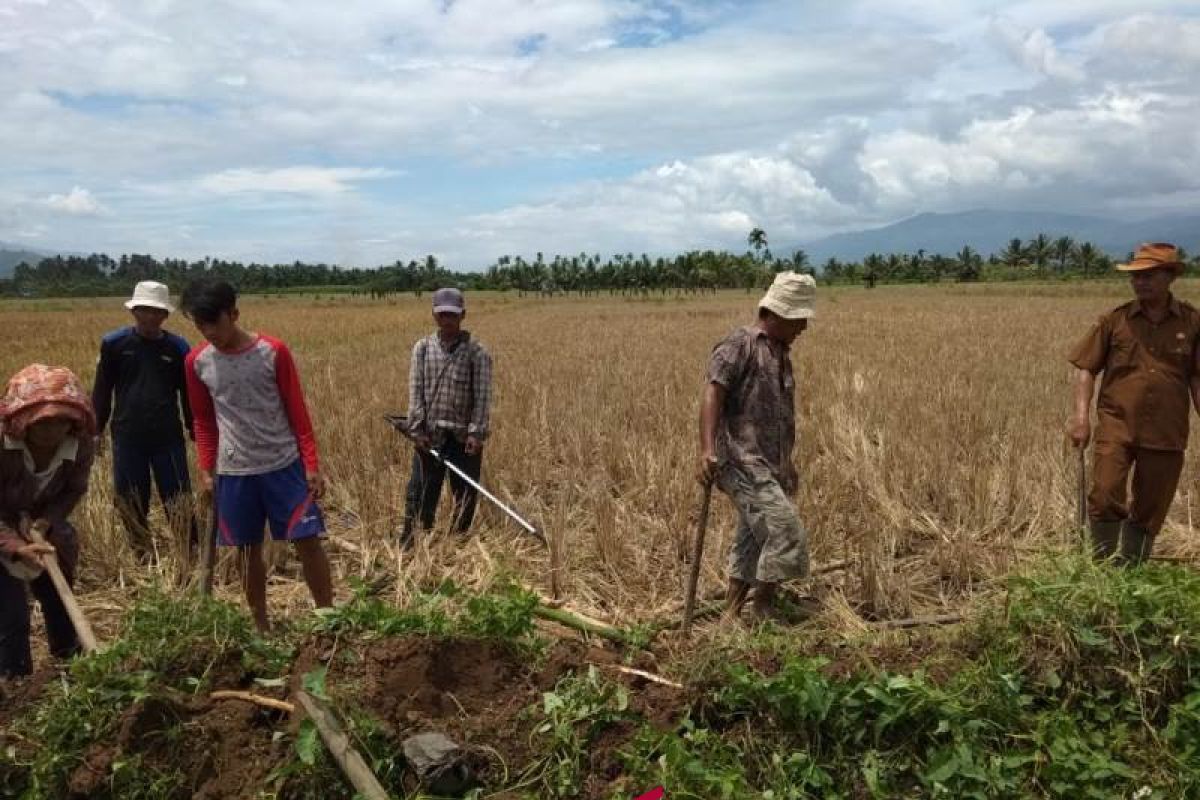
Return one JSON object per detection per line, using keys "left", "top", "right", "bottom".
{"left": 18, "top": 634, "right": 689, "bottom": 799}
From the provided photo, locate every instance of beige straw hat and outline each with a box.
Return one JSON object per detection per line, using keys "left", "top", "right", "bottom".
{"left": 758, "top": 271, "right": 816, "bottom": 320}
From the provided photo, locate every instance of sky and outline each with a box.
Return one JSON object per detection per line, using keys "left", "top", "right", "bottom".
{"left": 1, "top": 0, "right": 1198, "bottom": 268}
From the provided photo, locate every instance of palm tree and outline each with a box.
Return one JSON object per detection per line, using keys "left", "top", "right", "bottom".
{"left": 863, "top": 253, "right": 884, "bottom": 288}
{"left": 956, "top": 245, "right": 982, "bottom": 282}
{"left": 1027, "top": 233, "right": 1052, "bottom": 274}
{"left": 747, "top": 228, "right": 767, "bottom": 261}
{"left": 1000, "top": 238, "right": 1027, "bottom": 270}
{"left": 791, "top": 249, "right": 810, "bottom": 273}
{"left": 1052, "top": 236, "right": 1074, "bottom": 274}
{"left": 1073, "top": 241, "right": 1102, "bottom": 277}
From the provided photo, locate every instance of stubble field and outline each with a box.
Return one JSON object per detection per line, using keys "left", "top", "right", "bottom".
{"left": 6, "top": 280, "right": 1200, "bottom": 638}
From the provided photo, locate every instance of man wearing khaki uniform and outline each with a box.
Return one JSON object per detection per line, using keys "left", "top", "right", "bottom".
{"left": 698, "top": 272, "right": 814, "bottom": 622}
{"left": 1069, "top": 243, "right": 1200, "bottom": 564}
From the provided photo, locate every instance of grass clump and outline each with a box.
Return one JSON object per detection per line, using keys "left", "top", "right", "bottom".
{"left": 623, "top": 555, "right": 1200, "bottom": 799}
{"left": 5, "top": 590, "right": 291, "bottom": 800}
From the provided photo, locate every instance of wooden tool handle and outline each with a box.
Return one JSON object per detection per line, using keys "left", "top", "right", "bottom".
{"left": 26, "top": 522, "right": 99, "bottom": 653}
{"left": 682, "top": 481, "right": 714, "bottom": 636}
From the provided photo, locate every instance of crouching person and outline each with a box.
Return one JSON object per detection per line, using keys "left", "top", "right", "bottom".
{"left": 0, "top": 365, "right": 97, "bottom": 677}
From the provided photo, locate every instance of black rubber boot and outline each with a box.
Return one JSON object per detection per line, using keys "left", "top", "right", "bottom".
{"left": 745, "top": 582, "right": 780, "bottom": 625}
{"left": 722, "top": 578, "right": 751, "bottom": 622}
{"left": 1119, "top": 521, "right": 1155, "bottom": 566}
{"left": 1089, "top": 520, "right": 1121, "bottom": 562}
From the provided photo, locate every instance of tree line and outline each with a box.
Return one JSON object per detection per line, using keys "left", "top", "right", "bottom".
{"left": 4, "top": 229, "right": 1194, "bottom": 299}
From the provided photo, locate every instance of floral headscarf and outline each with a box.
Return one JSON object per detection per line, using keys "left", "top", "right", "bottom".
{"left": 0, "top": 364, "right": 97, "bottom": 439}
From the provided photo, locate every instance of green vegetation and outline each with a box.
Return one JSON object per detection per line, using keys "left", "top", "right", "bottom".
{"left": 7, "top": 231, "right": 1194, "bottom": 298}
{"left": 6, "top": 557, "right": 1200, "bottom": 798}
{"left": 626, "top": 556, "right": 1200, "bottom": 799}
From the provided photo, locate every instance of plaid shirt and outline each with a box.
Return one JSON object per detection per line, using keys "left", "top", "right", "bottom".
{"left": 408, "top": 332, "right": 492, "bottom": 443}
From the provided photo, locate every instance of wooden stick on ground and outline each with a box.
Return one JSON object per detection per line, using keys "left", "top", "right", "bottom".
{"left": 602, "top": 664, "right": 684, "bottom": 689}
{"left": 210, "top": 690, "right": 296, "bottom": 714}
{"left": 24, "top": 518, "right": 99, "bottom": 652}
{"left": 532, "top": 605, "right": 645, "bottom": 647}
{"left": 873, "top": 613, "right": 964, "bottom": 630}
{"left": 295, "top": 690, "right": 391, "bottom": 800}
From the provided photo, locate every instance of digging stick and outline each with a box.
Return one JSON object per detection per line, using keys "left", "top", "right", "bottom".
{"left": 295, "top": 690, "right": 391, "bottom": 800}
{"left": 383, "top": 414, "right": 547, "bottom": 547}
{"left": 1076, "top": 445, "right": 1088, "bottom": 539}
{"left": 198, "top": 477, "right": 218, "bottom": 597}
{"left": 22, "top": 517, "right": 99, "bottom": 653}
{"left": 682, "top": 479, "right": 714, "bottom": 636}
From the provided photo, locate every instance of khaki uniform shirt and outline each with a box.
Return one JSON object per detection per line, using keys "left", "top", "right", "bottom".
{"left": 1069, "top": 297, "right": 1200, "bottom": 451}
{"left": 706, "top": 325, "right": 797, "bottom": 491}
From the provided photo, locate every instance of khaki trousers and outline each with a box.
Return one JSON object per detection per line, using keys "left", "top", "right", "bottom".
{"left": 1088, "top": 442, "right": 1185, "bottom": 535}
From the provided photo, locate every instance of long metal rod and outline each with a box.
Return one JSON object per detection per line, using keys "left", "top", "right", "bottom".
{"left": 384, "top": 414, "right": 546, "bottom": 546}
{"left": 427, "top": 443, "right": 544, "bottom": 543}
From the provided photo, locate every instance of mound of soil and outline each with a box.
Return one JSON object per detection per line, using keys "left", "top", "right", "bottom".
{"left": 10, "top": 634, "right": 692, "bottom": 799}
{"left": 67, "top": 692, "right": 290, "bottom": 799}
{"left": 295, "top": 634, "right": 690, "bottom": 796}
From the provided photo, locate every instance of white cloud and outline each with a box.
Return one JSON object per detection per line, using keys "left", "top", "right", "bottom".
{"left": 990, "top": 19, "right": 1085, "bottom": 82}
{"left": 43, "top": 186, "right": 105, "bottom": 216}
{"left": 1, "top": 1, "right": 1199, "bottom": 264}
{"left": 196, "top": 166, "right": 396, "bottom": 195}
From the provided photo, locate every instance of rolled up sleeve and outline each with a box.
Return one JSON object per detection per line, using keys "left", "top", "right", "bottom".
{"left": 1069, "top": 316, "right": 1111, "bottom": 374}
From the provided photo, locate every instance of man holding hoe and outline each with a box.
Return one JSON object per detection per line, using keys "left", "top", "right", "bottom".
{"left": 698, "top": 272, "right": 815, "bottom": 623}
{"left": 1069, "top": 243, "right": 1200, "bottom": 564}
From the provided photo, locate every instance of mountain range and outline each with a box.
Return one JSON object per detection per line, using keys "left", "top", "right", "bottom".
{"left": 0, "top": 243, "right": 55, "bottom": 277}
{"left": 5, "top": 209, "right": 1199, "bottom": 277}
{"left": 793, "top": 210, "right": 1200, "bottom": 264}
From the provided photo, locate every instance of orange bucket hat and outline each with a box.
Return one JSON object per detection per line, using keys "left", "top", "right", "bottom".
{"left": 1117, "top": 242, "right": 1185, "bottom": 273}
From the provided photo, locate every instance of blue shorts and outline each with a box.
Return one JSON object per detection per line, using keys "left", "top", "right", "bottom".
{"left": 215, "top": 460, "right": 325, "bottom": 547}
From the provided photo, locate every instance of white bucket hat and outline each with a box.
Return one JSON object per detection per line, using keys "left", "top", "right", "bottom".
{"left": 758, "top": 271, "right": 815, "bottom": 320}
{"left": 124, "top": 281, "right": 174, "bottom": 312}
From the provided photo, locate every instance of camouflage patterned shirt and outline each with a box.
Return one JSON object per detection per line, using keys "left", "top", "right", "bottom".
{"left": 706, "top": 325, "right": 797, "bottom": 491}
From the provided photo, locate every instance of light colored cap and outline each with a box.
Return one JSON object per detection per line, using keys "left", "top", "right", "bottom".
{"left": 124, "top": 281, "right": 174, "bottom": 312}
{"left": 432, "top": 287, "right": 465, "bottom": 315}
{"left": 758, "top": 271, "right": 815, "bottom": 320}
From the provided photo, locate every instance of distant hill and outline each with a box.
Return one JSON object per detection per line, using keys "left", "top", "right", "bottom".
{"left": 793, "top": 211, "right": 1200, "bottom": 264}
{"left": 0, "top": 243, "right": 51, "bottom": 278}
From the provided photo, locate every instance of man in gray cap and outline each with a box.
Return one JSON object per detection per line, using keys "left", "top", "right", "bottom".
{"left": 697, "top": 271, "right": 815, "bottom": 623}
{"left": 401, "top": 288, "right": 493, "bottom": 546}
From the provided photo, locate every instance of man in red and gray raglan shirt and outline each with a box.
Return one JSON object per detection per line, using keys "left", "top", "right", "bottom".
{"left": 180, "top": 279, "right": 333, "bottom": 631}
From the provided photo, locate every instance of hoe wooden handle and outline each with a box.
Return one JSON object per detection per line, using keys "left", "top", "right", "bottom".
{"left": 25, "top": 521, "right": 99, "bottom": 653}
{"left": 682, "top": 480, "right": 714, "bottom": 636}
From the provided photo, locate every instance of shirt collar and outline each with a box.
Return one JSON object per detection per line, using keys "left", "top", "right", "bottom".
{"left": 749, "top": 324, "right": 789, "bottom": 353}
{"left": 432, "top": 330, "right": 470, "bottom": 350}
{"left": 3, "top": 434, "right": 78, "bottom": 471}
{"left": 1130, "top": 295, "right": 1182, "bottom": 318}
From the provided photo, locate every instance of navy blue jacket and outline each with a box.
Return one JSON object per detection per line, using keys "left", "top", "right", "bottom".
{"left": 92, "top": 327, "right": 193, "bottom": 447}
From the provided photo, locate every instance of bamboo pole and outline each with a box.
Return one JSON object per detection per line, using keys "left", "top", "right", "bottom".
{"left": 532, "top": 605, "right": 645, "bottom": 647}
{"left": 295, "top": 690, "right": 391, "bottom": 800}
